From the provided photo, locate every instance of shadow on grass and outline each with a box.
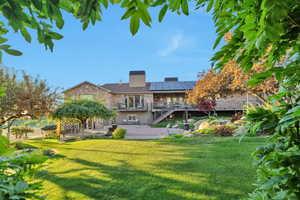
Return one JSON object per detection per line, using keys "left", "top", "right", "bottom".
{"left": 37, "top": 138, "right": 264, "bottom": 200}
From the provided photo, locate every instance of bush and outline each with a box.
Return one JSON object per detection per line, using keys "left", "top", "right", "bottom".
{"left": 41, "top": 124, "right": 57, "bottom": 131}
{"left": 11, "top": 126, "right": 34, "bottom": 139}
{"left": 194, "top": 128, "right": 215, "bottom": 135}
{"left": 164, "top": 134, "right": 184, "bottom": 139}
{"left": 213, "top": 125, "right": 235, "bottom": 136}
{"left": 13, "top": 142, "right": 36, "bottom": 150}
{"left": 0, "top": 152, "right": 47, "bottom": 199}
{"left": 231, "top": 112, "right": 243, "bottom": 122}
{"left": 112, "top": 128, "right": 127, "bottom": 139}
{"left": 44, "top": 131, "right": 58, "bottom": 139}
{"left": 0, "top": 135, "right": 9, "bottom": 155}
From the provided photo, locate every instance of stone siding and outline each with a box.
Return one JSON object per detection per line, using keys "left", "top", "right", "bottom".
{"left": 64, "top": 83, "right": 113, "bottom": 108}
{"left": 116, "top": 112, "right": 153, "bottom": 125}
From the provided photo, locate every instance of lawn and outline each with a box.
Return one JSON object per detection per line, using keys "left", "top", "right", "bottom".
{"left": 24, "top": 137, "right": 266, "bottom": 200}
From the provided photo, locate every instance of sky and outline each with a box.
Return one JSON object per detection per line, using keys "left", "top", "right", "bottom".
{"left": 4, "top": 5, "right": 217, "bottom": 90}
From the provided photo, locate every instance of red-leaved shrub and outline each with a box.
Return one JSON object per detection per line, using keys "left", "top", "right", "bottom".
{"left": 214, "top": 125, "right": 235, "bottom": 136}
{"left": 231, "top": 112, "right": 243, "bottom": 122}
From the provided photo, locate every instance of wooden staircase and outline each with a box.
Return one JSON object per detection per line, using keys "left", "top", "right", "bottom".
{"left": 152, "top": 109, "right": 176, "bottom": 124}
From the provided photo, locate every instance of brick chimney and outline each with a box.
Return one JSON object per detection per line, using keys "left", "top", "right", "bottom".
{"left": 129, "top": 71, "right": 146, "bottom": 87}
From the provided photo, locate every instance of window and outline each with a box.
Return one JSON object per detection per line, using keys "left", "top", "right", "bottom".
{"left": 128, "top": 115, "right": 137, "bottom": 121}
{"left": 80, "top": 94, "right": 94, "bottom": 100}
{"left": 125, "top": 95, "right": 144, "bottom": 108}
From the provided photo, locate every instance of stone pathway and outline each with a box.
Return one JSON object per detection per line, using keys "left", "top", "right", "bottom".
{"left": 4, "top": 125, "right": 184, "bottom": 141}
{"left": 118, "top": 125, "right": 184, "bottom": 139}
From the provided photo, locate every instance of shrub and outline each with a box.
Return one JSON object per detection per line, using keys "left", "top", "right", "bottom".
{"left": 41, "top": 124, "right": 57, "bottom": 131}
{"left": 13, "top": 142, "right": 36, "bottom": 150}
{"left": 0, "top": 152, "right": 47, "bottom": 199}
{"left": 11, "top": 126, "right": 34, "bottom": 139}
{"left": 213, "top": 125, "right": 235, "bottom": 136}
{"left": 231, "top": 112, "right": 243, "bottom": 122}
{"left": 112, "top": 128, "right": 127, "bottom": 139}
{"left": 0, "top": 135, "right": 9, "bottom": 155}
{"left": 192, "top": 128, "right": 215, "bottom": 135}
{"left": 164, "top": 134, "right": 184, "bottom": 139}
{"left": 44, "top": 131, "right": 58, "bottom": 139}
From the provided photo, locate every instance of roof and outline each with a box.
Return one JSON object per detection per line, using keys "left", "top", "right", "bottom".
{"left": 63, "top": 81, "right": 110, "bottom": 93}
{"left": 101, "top": 83, "right": 151, "bottom": 93}
{"left": 149, "top": 81, "right": 196, "bottom": 91}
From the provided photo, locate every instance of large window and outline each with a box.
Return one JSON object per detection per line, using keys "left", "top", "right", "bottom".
{"left": 125, "top": 95, "right": 144, "bottom": 108}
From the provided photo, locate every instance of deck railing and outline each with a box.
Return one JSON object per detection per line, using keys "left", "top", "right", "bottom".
{"left": 114, "top": 103, "right": 148, "bottom": 111}
{"left": 152, "top": 102, "right": 195, "bottom": 110}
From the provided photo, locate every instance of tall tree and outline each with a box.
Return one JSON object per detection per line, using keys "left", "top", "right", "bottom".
{"left": 0, "top": 67, "right": 59, "bottom": 132}
{"left": 187, "top": 60, "right": 278, "bottom": 105}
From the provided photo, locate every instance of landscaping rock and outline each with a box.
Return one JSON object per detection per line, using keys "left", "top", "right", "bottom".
{"left": 194, "top": 120, "right": 204, "bottom": 129}
{"left": 213, "top": 119, "right": 229, "bottom": 125}
{"left": 198, "top": 120, "right": 211, "bottom": 129}
{"left": 172, "top": 124, "right": 179, "bottom": 128}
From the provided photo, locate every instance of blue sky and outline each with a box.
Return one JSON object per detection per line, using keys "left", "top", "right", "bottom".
{"left": 4, "top": 5, "right": 217, "bottom": 90}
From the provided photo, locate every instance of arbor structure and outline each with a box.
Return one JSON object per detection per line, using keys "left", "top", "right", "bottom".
{"left": 51, "top": 99, "right": 116, "bottom": 135}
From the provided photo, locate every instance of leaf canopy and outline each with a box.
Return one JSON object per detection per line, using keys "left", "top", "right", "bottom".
{"left": 51, "top": 100, "right": 116, "bottom": 123}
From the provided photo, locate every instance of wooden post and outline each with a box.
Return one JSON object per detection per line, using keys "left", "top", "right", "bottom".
{"left": 56, "top": 120, "right": 62, "bottom": 139}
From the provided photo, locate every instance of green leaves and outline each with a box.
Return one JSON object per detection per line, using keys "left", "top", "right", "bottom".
{"left": 130, "top": 14, "right": 140, "bottom": 35}
{"left": 0, "top": 87, "right": 5, "bottom": 97}
{"left": 159, "top": 5, "right": 168, "bottom": 22}
{"left": 181, "top": 0, "right": 189, "bottom": 15}
{"left": 52, "top": 100, "right": 116, "bottom": 122}
{"left": 4, "top": 49, "right": 22, "bottom": 56}
{"left": 21, "top": 28, "right": 32, "bottom": 43}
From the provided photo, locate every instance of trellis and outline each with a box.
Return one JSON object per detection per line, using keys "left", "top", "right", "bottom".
{"left": 56, "top": 118, "right": 81, "bottom": 137}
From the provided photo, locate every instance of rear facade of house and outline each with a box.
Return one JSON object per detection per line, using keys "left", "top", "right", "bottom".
{"left": 64, "top": 71, "right": 260, "bottom": 127}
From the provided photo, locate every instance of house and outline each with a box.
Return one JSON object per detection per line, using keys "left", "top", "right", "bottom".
{"left": 64, "top": 70, "right": 260, "bottom": 126}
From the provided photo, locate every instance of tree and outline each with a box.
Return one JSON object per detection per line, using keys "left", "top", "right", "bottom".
{"left": 0, "top": 67, "right": 59, "bottom": 137}
{"left": 0, "top": 88, "right": 5, "bottom": 97}
{"left": 51, "top": 99, "right": 116, "bottom": 129}
{"left": 187, "top": 60, "right": 278, "bottom": 105}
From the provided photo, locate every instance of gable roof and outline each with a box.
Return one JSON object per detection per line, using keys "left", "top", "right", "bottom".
{"left": 101, "top": 83, "right": 151, "bottom": 93}
{"left": 149, "top": 81, "right": 196, "bottom": 91}
{"left": 63, "top": 81, "right": 110, "bottom": 93}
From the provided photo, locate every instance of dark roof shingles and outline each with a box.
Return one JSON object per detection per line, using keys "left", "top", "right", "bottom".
{"left": 101, "top": 83, "right": 150, "bottom": 93}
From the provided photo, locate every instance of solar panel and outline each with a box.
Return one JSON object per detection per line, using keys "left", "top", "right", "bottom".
{"left": 149, "top": 81, "right": 196, "bottom": 91}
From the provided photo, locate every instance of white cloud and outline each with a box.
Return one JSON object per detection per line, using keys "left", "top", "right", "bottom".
{"left": 158, "top": 33, "right": 186, "bottom": 56}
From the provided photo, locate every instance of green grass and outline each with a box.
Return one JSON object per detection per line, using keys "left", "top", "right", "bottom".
{"left": 24, "top": 137, "right": 265, "bottom": 200}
